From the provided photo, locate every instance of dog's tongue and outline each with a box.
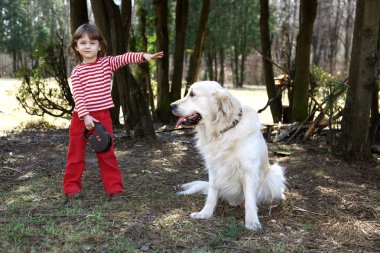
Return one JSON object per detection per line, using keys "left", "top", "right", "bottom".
{"left": 176, "top": 117, "right": 186, "bottom": 128}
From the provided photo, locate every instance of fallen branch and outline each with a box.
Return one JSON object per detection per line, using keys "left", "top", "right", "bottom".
{"left": 274, "top": 122, "right": 300, "bottom": 142}
{"left": 293, "top": 206, "right": 326, "bottom": 216}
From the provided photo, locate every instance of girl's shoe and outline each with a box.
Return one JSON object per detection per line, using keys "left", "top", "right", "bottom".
{"left": 107, "top": 192, "right": 123, "bottom": 201}
{"left": 65, "top": 191, "right": 83, "bottom": 200}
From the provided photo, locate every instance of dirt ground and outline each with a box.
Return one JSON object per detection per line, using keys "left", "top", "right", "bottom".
{"left": 0, "top": 123, "right": 379, "bottom": 252}
{"left": 0, "top": 78, "right": 379, "bottom": 252}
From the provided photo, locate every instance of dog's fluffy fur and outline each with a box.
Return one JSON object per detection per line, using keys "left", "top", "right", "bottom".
{"left": 171, "top": 81, "right": 286, "bottom": 230}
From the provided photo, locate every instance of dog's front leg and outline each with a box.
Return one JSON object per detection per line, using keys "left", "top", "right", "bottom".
{"left": 191, "top": 169, "right": 218, "bottom": 219}
{"left": 243, "top": 170, "right": 261, "bottom": 230}
{"left": 191, "top": 184, "right": 218, "bottom": 219}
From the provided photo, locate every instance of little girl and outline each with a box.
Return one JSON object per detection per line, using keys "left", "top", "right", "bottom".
{"left": 63, "top": 24, "right": 163, "bottom": 201}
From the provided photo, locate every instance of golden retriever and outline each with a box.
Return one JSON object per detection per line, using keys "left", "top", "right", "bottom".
{"left": 170, "top": 81, "right": 286, "bottom": 230}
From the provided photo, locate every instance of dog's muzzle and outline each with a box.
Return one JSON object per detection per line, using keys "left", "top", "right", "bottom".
{"left": 170, "top": 103, "right": 202, "bottom": 128}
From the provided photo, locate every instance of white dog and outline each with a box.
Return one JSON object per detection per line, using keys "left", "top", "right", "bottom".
{"left": 170, "top": 81, "right": 286, "bottom": 230}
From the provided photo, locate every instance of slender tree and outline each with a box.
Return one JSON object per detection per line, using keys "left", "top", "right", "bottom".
{"left": 120, "top": 0, "right": 132, "bottom": 46}
{"left": 344, "top": 0, "right": 354, "bottom": 66}
{"left": 171, "top": 0, "right": 189, "bottom": 102}
{"left": 202, "top": 0, "right": 227, "bottom": 85}
{"left": 260, "top": 0, "right": 282, "bottom": 123}
{"left": 153, "top": 0, "right": 171, "bottom": 122}
{"left": 185, "top": 0, "right": 211, "bottom": 94}
{"left": 291, "top": 0, "right": 318, "bottom": 122}
{"left": 134, "top": 2, "right": 155, "bottom": 115}
{"left": 337, "top": 0, "right": 380, "bottom": 159}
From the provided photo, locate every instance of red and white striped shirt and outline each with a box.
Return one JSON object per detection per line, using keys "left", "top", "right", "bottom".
{"left": 71, "top": 52, "right": 145, "bottom": 118}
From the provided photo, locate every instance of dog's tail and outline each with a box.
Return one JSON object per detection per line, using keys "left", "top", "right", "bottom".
{"left": 177, "top": 180, "right": 209, "bottom": 195}
{"left": 257, "top": 163, "right": 286, "bottom": 203}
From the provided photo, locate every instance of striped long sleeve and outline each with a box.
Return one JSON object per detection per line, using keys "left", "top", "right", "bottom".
{"left": 71, "top": 52, "right": 146, "bottom": 118}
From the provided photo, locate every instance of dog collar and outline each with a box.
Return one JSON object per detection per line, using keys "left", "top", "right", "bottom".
{"left": 220, "top": 108, "right": 242, "bottom": 134}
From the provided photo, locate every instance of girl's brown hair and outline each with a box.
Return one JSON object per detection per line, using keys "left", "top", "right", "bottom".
{"left": 68, "top": 24, "right": 107, "bottom": 63}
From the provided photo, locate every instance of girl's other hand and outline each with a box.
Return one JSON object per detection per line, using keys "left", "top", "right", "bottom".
{"left": 143, "top": 51, "right": 164, "bottom": 61}
{"left": 83, "top": 115, "right": 99, "bottom": 130}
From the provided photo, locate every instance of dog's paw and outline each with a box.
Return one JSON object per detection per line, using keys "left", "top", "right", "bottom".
{"left": 245, "top": 221, "right": 262, "bottom": 230}
{"left": 190, "top": 212, "right": 213, "bottom": 219}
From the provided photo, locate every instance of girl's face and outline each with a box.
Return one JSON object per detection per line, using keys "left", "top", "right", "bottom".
{"left": 75, "top": 34, "right": 101, "bottom": 63}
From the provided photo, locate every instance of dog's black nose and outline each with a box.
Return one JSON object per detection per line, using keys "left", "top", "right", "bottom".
{"left": 170, "top": 104, "right": 177, "bottom": 111}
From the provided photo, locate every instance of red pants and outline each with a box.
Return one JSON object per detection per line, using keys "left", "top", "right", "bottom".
{"left": 63, "top": 110, "right": 123, "bottom": 195}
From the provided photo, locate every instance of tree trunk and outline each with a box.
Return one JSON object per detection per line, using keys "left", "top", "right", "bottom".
{"left": 238, "top": 21, "right": 247, "bottom": 88}
{"left": 154, "top": 0, "right": 171, "bottom": 122}
{"left": 130, "top": 2, "right": 154, "bottom": 116}
{"left": 91, "top": 0, "right": 121, "bottom": 126}
{"left": 69, "top": 0, "right": 88, "bottom": 34}
{"left": 137, "top": 4, "right": 155, "bottom": 116}
{"left": 344, "top": 0, "right": 354, "bottom": 69}
{"left": 232, "top": 45, "right": 239, "bottom": 87}
{"left": 337, "top": 0, "right": 380, "bottom": 159}
{"left": 371, "top": 86, "right": 379, "bottom": 144}
{"left": 291, "top": 0, "right": 318, "bottom": 122}
{"left": 92, "top": 0, "right": 155, "bottom": 138}
{"left": 328, "top": 0, "right": 342, "bottom": 74}
{"left": 371, "top": 14, "right": 380, "bottom": 143}
{"left": 206, "top": 50, "right": 214, "bottom": 80}
{"left": 213, "top": 49, "right": 218, "bottom": 82}
{"left": 218, "top": 48, "right": 225, "bottom": 86}
{"left": 185, "top": 0, "right": 211, "bottom": 94}
{"left": 171, "top": 0, "right": 188, "bottom": 101}
{"left": 260, "top": 0, "right": 282, "bottom": 123}
{"left": 120, "top": 0, "right": 132, "bottom": 50}
{"left": 238, "top": 52, "right": 245, "bottom": 88}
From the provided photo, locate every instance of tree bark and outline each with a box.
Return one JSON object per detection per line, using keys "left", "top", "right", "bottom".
{"left": 69, "top": 0, "right": 89, "bottom": 35}
{"left": 218, "top": 48, "right": 225, "bottom": 86}
{"left": 120, "top": 0, "right": 132, "bottom": 50}
{"left": 91, "top": 0, "right": 122, "bottom": 127}
{"left": 154, "top": 0, "right": 171, "bottom": 122}
{"left": 171, "top": 0, "right": 189, "bottom": 101}
{"left": 371, "top": 14, "right": 380, "bottom": 143}
{"left": 185, "top": 0, "right": 211, "bottom": 94}
{"left": 260, "top": 0, "right": 282, "bottom": 123}
{"left": 328, "top": 0, "right": 342, "bottom": 74}
{"left": 337, "top": 0, "right": 380, "bottom": 159}
{"left": 291, "top": 0, "right": 318, "bottom": 122}
{"left": 92, "top": 0, "right": 155, "bottom": 138}
{"left": 344, "top": 0, "right": 354, "bottom": 66}
{"left": 206, "top": 51, "right": 214, "bottom": 80}
{"left": 135, "top": 3, "right": 155, "bottom": 115}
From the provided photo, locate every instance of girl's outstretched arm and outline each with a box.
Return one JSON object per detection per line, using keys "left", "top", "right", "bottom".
{"left": 143, "top": 51, "right": 164, "bottom": 61}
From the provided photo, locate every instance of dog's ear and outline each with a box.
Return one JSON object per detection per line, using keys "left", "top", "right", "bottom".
{"left": 213, "top": 90, "right": 239, "bottom": 121}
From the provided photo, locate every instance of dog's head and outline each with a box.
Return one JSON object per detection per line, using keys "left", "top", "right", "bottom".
{"left": 170, "top": 81, "right": 241, "bottom": 131}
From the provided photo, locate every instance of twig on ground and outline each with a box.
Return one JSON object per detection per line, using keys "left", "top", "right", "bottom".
{"left": 1, "top": 167, "right": 22, "bottom": 173}
{"left": 28, "top": 203, "right": 39, "bottom": 218}
{"left": 293, "top": 206, "right": 326, "bottom": 216}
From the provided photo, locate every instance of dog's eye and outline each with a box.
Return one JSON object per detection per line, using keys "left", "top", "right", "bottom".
{"left": 189, "top": 91, "right": 195, "bottom": 97}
